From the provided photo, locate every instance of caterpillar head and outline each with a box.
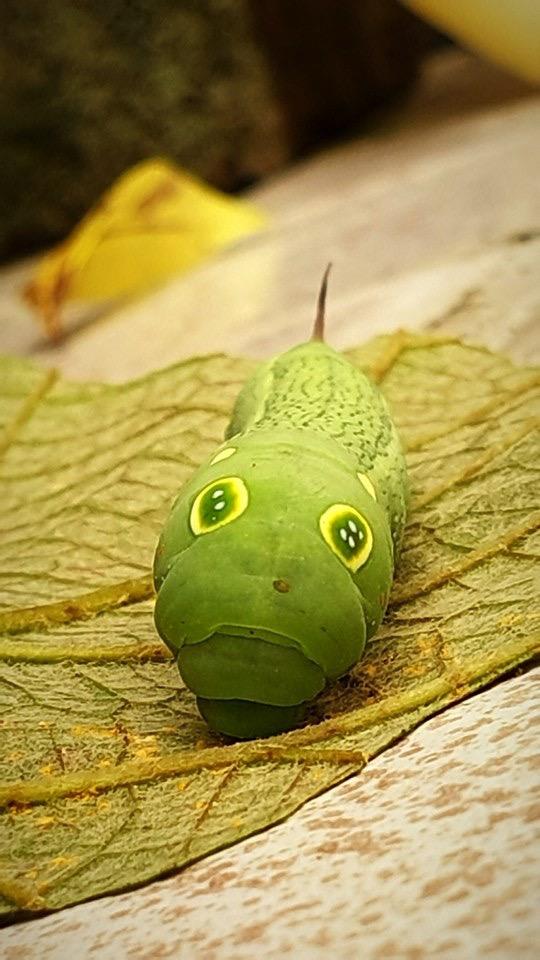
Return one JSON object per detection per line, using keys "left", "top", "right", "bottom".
{"left": 153, "top": 430, "right": 393, "bottom": 739}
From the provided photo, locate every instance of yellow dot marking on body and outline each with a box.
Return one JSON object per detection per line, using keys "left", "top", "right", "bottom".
{"left": 210, "top": 447, "right": 237, "bottom": 465}
{"left": 357, "top": 472, "right": 377, "bottom": 500}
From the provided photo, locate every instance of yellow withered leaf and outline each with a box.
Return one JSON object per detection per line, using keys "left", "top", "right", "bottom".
{"left": 402, "top": 0, "right": 540, "bottom": 84}
{"left": 25, "top": 159, "right": 266, "bottom": 339}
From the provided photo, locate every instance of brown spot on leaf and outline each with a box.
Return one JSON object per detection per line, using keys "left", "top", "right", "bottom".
{"left": 137, "top": 177, "right": 179, "bottom": 216}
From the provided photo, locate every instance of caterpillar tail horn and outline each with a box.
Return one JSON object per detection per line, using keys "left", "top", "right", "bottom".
{"left": 311, "top": 262, "right": 332, "bottom": 341}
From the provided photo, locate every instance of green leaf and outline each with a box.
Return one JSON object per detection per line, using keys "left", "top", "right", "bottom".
{"left": 0, "top": 335, "right": 538, "bottom": 920}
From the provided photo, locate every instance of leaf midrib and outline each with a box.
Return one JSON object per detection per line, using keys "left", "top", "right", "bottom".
{"left": 1, "top": 633, "right": 536, "bottom": 808}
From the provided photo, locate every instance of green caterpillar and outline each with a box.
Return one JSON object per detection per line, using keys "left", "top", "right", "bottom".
{"left": 153, "top": 268, "right": 408, "bottom": 739}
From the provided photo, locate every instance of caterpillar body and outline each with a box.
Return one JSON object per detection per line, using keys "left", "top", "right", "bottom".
{"left": 153, "top": 269, "right": 408, "bottom": 739}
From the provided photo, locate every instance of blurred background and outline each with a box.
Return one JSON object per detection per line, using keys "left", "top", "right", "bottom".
{"left": 1, "top": 0, "right": 442, "bottom": 260}
{"left": 0, "top": 0, "right": 538, "bottom": 372}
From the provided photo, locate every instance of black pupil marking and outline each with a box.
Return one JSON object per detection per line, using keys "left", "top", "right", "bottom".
{"left": 200, "top": 484, "right": 234, "bottom": 526}
{"left": 333, "top": 514, "right": 366, "bottom": 557}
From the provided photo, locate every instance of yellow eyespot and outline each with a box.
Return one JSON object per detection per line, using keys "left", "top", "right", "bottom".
{"left": 357, "top": 472, "right": 377, "bottom": 500}
{"left": 319, "top": 503, "right": 373, "bottom": 572}
{"left": 190, "top": 476, "right": 248, "bottom": 535}
{"left": 210, "top": 446, "right": 237, "bottom": 465}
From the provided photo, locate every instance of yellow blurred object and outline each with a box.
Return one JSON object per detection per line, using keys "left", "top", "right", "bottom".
{"left": 25, "top": 159, "right": 267, "bottom": 339}
{"left": 402, "top": 0, "right": 540, "bottom": 84}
